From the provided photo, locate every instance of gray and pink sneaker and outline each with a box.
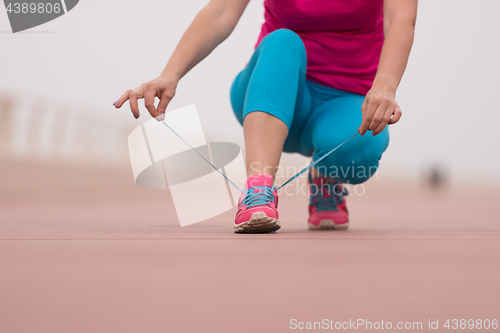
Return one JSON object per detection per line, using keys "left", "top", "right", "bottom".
{"left": 234, "top": 174, "right": 280, "bottom": 234}
{"left": 308, "top": 173, "right": 349, "bottom": 230}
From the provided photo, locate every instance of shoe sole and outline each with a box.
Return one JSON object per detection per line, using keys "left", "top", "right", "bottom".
{"left": 308, "top": 219, "right": 349, "bottom": 230}
{"left": 234, "top": 211, "right": 281, "bottom": 234}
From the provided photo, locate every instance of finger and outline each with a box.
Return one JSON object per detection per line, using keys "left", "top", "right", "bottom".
{"left": 157, "top": 91, "right": 173, "bottom": 116}
{"left": 388, "top": 106, "right": 403, "bottom": 124}
{"left": 357, "top": 99, "right": 369, "bottom": 134}
{"left": 113, "top": 89, "right": 134, "bottom": 109}
{"left": 368, "top": 102, "right": 388, "bottom": 131}
{"left": 144, "top": 86, "right": 160, "bottom": 118}
{"left": 358, "top": 98, "right": 377, "bottom": 135}
{"left": 373, "top": 105, "right": 394, "bottom": 135}
{"left": 129, "top": 88, "right": 144, "bottom": 119}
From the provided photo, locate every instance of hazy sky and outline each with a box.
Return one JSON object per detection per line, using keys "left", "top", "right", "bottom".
{"left": 1, "top": 0, "right": 499, "bottom": 186}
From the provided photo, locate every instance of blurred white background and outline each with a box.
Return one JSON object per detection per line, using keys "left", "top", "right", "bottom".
{"left": 1, "top": 0, "right": 499, "bottom": 187}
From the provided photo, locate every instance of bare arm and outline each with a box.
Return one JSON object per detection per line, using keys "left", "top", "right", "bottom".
{"left": 114, "top": 0, "right": 250, "bottom": 119}
{"left": 358, "top": 0, "right": 418, "bottom": 136}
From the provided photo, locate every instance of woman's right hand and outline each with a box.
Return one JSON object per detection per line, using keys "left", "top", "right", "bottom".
{"left": 113, "top": 76, "right": 177, "bottom": 120}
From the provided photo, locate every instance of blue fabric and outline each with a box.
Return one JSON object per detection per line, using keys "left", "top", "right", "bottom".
{"left": 243, "top": 186, "right": 277, "bottom": 208}
{"left": 230, "top": 29, "right": 390, "bottom": 185}
{"left": 308, "top": 174, "right": 348, "bottom": 212}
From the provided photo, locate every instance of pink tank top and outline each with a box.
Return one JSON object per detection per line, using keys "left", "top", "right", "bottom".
{"left": 256, "top": 0, "right": 384, "bottom": 95}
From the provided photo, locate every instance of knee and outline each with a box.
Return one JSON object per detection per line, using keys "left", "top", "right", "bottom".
{"left": 259, "top": 29, "right": 306, "bottom": 58}
{"left": 344, "top": 158, "right": 380, "bottom": 184}
{"left": 230, "top": 71, "right": 245, "bottom": 124}
{"left": 315, "top": 143, "right": 382, "bottom": 185}
{"left": 266, "top": 28, "right": 301, "bottom": 43}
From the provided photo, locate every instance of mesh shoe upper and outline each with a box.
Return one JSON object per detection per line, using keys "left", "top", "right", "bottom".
{"left": 235, "top": 174, "right": 278, "bottom": 225}
{"left": 308, "top": 174, "right": 348, "bottom": 225}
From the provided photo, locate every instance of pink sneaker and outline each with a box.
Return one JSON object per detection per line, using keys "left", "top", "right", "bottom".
{"left": 234, "top": 174, "right": 280, "bottom": 233}
{"left": 308, "top": 173, "right": 349, "bottom": 230}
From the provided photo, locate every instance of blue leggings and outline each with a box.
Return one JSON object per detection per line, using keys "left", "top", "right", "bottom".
{"left": 230, "top": 29, "right": 389, "bottom": 184}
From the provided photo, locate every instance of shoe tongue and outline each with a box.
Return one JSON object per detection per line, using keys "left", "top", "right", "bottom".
{"left": 244, "top": 174, "right": 273, "bottom": 189}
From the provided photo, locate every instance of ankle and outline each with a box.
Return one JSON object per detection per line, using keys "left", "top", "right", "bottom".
{"left": 245, "top": 173, "right": 274, "bottom": 189}
{"left": 247, "top": 172, "right": 275, "bottom": 181}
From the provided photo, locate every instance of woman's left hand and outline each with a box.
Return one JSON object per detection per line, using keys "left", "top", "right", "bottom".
{"left": 358, "top": 85, "right": 402, "bottom": 136}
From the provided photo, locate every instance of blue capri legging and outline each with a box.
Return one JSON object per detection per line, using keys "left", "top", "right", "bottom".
{"left": 230, "top": 29, "right": 390, "bottom": 184}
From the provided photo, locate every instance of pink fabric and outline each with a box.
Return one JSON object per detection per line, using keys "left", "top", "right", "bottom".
{"left": 308, "top": 177, "right": 349, "bottom": 225}
{"left": 244, "top": 174, "right": 273, "bottom": 189}
{"left": 255, "top": 0, "right": 384, "bottom": 96}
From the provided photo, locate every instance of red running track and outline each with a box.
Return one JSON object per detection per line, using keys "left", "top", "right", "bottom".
{"left": 1, "top": 159, "right": 500, "bottom": 332}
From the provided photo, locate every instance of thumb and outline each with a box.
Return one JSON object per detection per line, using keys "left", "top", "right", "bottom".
{"left": 388, "top": 106, "right": 402, "bottom": 125}
{"left": 157, "top": 91, "right": 174, "bottom": 115}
